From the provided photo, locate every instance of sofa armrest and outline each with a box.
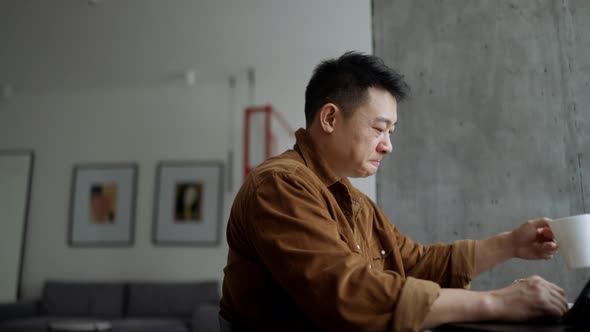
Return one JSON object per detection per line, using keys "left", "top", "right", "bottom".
{"left": 192, "top": 302, "right": 220, "bottom": 332}
{"left": 0, "top": 301, "right": 38, "bottom": 322}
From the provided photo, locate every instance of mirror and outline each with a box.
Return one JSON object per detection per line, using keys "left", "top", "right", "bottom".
{"left": 0, "top": 150, "right": 33, "bottom": 301}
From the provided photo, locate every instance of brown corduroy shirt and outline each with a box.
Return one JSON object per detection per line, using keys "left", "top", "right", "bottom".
{"left": 221, "top": 128, "right": 475, "bottom": 332}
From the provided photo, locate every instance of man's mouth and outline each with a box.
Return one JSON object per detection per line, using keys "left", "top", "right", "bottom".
{"left": 370, "top": 160, "right": 381, "bottom": 167}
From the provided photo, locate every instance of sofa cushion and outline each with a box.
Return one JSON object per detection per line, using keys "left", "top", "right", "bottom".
{"left": 0, "top": 301, "right": 38, "bottom": 322}
{"left": 0, "top": 316, "right": 97, "bottom": 332}
{"left": 40, "top": 281, "right": 124, "bottom": 318}
{"left": 111, "top": 318, "right": 188, "bottom": 332}
{"left": 193, "top": 303, "right": 220, "bottom": 332}
{"left": 126, "top": 281, "right": 219, "bottom": 318}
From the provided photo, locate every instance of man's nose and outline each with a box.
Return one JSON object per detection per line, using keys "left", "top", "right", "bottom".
{"left": 378, "top": 135, "right": 393, "bottom": 154}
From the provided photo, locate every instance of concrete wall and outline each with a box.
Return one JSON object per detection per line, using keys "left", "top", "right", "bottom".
{"left": 0, "top": 0, "right": 373, "bottom": 299}
{"left": 374, "top": 0, "right": 590, "bottom": 299}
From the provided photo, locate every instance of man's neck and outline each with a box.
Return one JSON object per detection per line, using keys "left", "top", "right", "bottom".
{"left": 306, "top": 126, "right": 344, "bottom": 179}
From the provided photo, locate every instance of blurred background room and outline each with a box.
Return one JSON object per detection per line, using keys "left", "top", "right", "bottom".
{"left": 0, "top": 0, "right": 588, "bottom": 331}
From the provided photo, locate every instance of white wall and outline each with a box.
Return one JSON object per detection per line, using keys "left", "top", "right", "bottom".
{"left": 0, "top": 153, "right": 32, "bottom": 301}
{"left": 0, "top": 0, "right": 373, "bottom": 299}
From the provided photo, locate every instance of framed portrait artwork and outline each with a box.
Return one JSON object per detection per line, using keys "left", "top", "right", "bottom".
{"left": 68, "top": 163, "right": 137, "bottom": 246}
{"left": 153, "top": 161, "right": 223, "bottom": 246}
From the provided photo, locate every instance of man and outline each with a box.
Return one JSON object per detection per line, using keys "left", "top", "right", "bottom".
{"left": 220, "top": 52, "right": 568, "bottom": 331}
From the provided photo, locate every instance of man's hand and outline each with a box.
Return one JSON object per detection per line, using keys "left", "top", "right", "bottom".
{"left": 488, "top": 275, "right": 569, "bottom": 320}
{"left": 473, "top": 217, "right": 559, "bottom": 276}
{"left": 422, "top": 275, "right": 568, "bottom": 329}
{"left": 510, "top": 218, "right": 558, "bottom": 260}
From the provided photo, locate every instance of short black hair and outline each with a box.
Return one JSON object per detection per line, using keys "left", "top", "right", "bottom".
{"left": 304, "top": 51, "right": 410, "bottom": 127}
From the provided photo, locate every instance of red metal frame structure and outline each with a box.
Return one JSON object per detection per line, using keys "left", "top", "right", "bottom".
{"left": 243, "top": 105, "right": 293, "bottom": 178}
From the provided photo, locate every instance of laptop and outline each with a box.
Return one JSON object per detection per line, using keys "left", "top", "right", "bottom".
{"left": 561, "top": 276, "right": 590, "bottom": 326}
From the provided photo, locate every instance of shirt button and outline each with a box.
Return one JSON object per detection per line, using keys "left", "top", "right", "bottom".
{"left": 381, "top": 250, "right": 386, "bottom": 256}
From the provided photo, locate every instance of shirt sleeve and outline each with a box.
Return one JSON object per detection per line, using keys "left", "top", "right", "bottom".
{"left": 393, "top": 224, "right": 476, "bottom": 288}
{"left": 244, "top": 170, "right": 440, "bottom": 332}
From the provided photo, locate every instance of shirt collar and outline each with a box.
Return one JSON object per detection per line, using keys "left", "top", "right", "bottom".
{"left": 293, "top": 128, "right": 342, "bottom": 187}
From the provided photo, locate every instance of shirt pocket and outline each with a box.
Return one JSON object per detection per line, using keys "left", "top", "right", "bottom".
{"left": 337, "top": 228, "right": 362, "bottom": 254}
{"left": 370, "top": 240, "right": 393, "bottom": 271}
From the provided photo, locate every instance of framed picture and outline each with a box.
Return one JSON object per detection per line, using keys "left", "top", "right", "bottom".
{"left": 153, "top": 161, "right": 223, "bottom": 246}
{"left": 68, "top": 163, "right": 137, "bottom": 247}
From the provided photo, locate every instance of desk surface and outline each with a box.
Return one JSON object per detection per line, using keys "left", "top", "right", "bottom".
{"left": 436, "top": 322, "right": 574, "bottom": 332}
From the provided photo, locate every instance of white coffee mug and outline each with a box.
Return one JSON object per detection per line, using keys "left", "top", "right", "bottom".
{"left": 550, "top": 214, "right": 590, "bottom": 269}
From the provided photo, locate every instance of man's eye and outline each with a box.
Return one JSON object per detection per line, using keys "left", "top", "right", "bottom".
{"left": 373, "top": 127, "right": 385, "bottom": 133}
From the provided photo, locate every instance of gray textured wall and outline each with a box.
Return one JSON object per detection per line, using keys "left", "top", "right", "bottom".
{"left": 374, "top": 0, "right": 590, "bottom": 299}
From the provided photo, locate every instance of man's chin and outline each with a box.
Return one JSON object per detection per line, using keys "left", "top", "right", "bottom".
{"left": 349, "top": 169, "right": 376, "bottom": 178}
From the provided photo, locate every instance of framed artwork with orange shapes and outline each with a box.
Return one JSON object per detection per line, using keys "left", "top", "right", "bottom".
{"left": 69, "top": 163, "right": 137, "bottom": 247}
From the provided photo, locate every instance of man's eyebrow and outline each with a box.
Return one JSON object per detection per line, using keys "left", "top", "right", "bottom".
{"left": 373, "top": 117, "right": 397, "bottom": 126}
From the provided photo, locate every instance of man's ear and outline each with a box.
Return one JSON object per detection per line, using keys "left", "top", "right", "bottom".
{"left": 318, "top": 103, "right": 339, "bottom": 134}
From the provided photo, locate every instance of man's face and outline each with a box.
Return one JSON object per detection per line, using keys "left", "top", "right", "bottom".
{"left": 331, "top": 87, "right": 397, "bottom": 178}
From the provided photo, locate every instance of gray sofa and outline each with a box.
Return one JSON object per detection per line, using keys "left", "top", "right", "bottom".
{"left": 0, "top": 280, "right": 221, "bottom": 332}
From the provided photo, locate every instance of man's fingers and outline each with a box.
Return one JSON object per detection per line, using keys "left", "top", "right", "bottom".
{"left": 529, "top": 218, "right": 552, "bottom": 229}
{"left": 547, "top": 283, "right": 567, "bottom": 299}
{"left": 535, "top": 224, "right": 555, "bottom": 240}
{"left": 533, "top": 242, "right": 558, "bottom": 257}
{"left": 541, "top": 241, "right": 558, "bottom": 251}
{"left": 543, "top": 281, "right": 568, "bottom": 315}
{"left": 547, "top": 293, "right": 569, "bottom": 316}
{"left": 541, "top": 227, "right": 555, "bottom": 239}
{"left": 544, "top": 299, "right": 567, "bottom": 317}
